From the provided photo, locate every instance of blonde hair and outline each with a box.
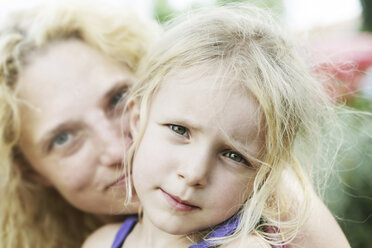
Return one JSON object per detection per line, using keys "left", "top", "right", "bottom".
{"left": 125, "top": 3, "right": 338, "bottom": 247}
{"left": 0, "top": 1, "right": 159, "bottom": 247}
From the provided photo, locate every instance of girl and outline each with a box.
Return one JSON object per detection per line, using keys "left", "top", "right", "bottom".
{"left": 86, "top": 3, "right": 350, "bottom": 248}
{"left": 0, "top": 2, "right": 347, "bottom": 248}
{"left": 0, "top": 1, "right": 159, "bottom": 247}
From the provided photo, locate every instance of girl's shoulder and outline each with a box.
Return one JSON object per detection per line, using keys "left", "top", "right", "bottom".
{"left": 222, "top": 234, "right": 271, "bottom": 248}
{"left": 82, "top": 222, "right": 122, "bottom": 248}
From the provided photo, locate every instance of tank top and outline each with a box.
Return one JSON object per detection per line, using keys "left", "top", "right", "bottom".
{"left": 111, "top": 216, "right": 137, "bottom": 248}
{"left": 111, "top": 215, "right": 286, "bottom": 248}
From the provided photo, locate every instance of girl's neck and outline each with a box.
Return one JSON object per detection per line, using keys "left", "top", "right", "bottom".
{"left": 124, "top": 213, "right": 194, "bottom": 248}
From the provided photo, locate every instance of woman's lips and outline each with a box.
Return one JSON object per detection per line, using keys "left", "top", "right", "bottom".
{"left": 106, "top": 176, "right": 127, "bottom": 189}
{"left": 161, "top": 189, "right": 200, "bottom": 212}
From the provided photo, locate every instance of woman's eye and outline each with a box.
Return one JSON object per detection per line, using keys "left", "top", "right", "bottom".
{"left": 169, "top": 124, "right": 189, "bottom": 137}
{"left": 223, "top": 151, "right": 249, "bottom": 165}
{"left": 49, "top": 132, "right": 70, "bottom": 150}
{"left": 109, "top": 90, "right": 126, "bottom": 108}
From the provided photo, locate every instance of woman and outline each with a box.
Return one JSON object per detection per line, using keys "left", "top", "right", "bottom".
{"left": 0, "top": 1, "right": 159, "bottom": 247}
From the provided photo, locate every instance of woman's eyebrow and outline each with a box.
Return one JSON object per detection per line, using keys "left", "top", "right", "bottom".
{"left": 103, "top": 80, "right": 133, "bottom": 100}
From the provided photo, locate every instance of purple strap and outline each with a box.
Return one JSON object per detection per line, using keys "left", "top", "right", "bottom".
{"left": 189, "top": 216, "right": 240, "bottom": 248}
{"left": 111, "top": 216, "right": 138, "bottom": 248}
{"left": 189, "top": 216, "right": 286, "bottom": 248}
{"left": 111, "top": 215, "right": 286, "bottom": 248}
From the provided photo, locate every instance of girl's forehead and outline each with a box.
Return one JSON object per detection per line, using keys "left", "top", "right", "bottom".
{"left": 159, "top": 64, "right": 245, "bottom": 93}
{"left": 149, "top": 62, "right": 263, "bottom": 119}
{"left": 152, "top": 65, "right": 259, "bottom": 121}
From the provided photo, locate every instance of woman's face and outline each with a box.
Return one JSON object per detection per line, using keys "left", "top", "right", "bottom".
{"left": 16, "top": 39, "right": 137, "bottom": 214}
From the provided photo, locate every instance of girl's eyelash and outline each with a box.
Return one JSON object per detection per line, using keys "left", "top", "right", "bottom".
{"left": 222, "top": 151, "right": 252, "bottom": 167}
{"left": 168, "top": 124, "right": 189, "bottom": 137}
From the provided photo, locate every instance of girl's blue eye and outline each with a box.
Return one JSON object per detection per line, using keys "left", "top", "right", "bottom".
{"left": 169, "top": 124, "right": 188, "bottom": 137}
{"left": 223, "top": 151, "right": 248, "bottom": 165}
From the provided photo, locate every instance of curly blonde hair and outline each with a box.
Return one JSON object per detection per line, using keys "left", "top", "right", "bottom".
{"left": 125, "top": 3, "right": 339, "bottom": 247}
{"left": 0, "top": 1, "right": 158, "bottom": 247}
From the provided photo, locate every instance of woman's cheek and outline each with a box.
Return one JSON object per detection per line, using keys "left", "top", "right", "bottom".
{"left": 54, "top": 146, "right": 98, "bottom": 191}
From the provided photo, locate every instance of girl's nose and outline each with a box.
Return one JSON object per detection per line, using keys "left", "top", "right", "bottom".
{"left": 177, "top": 150, "right": 212, "bottom": 187}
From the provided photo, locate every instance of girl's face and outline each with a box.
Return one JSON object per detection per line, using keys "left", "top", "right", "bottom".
{"left": 17, "top": 40, "right": 137, "bottom": 214}
{"left": 131, "top": 68, "right": 264, "bottom": 234}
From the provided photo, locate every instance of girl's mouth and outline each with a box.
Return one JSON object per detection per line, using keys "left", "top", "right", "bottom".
{"left": 160, "top": 189, "right": 200, "bottom": 212}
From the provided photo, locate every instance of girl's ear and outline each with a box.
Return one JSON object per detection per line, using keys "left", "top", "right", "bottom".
{"left": 127, "top": 100, "right": 141, "bottom": 140}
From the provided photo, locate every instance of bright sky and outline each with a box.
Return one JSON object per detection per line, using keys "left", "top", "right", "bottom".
{"left": 167, "top": 0, "right": 362, "bottom": 30}
{"left": 283, "top": 0, "right": 362, "bottom": 30}
{"left": 0, "top": 0, "right": 363, "bottom": 31}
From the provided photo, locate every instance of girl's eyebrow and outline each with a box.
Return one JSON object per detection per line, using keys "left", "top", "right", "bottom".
{"left": 163, "top": 115, "right": 203, "bottom": 132}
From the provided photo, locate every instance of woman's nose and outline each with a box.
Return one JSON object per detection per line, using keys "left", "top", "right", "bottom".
{"left": 95, "top": 119, "right": 124, "bottom": 168}
{"left": 99, "top": 135, "right": 124, "bottom": 168}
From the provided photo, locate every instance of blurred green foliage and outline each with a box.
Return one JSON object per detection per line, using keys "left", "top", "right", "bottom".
{"left": 328, "top": 2, "right": 372, "bottom": 247}
{"left": 360, "top": 0, "right": 372, "bottom": 31}
{"left": 217, "top": 0, "right": 283, "bottom": 14}
{"left": 325, "top": 95, "right": 372, "bottom": 248}
{"left": 153, "top": 0, "right": 177, "bottom": 24}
